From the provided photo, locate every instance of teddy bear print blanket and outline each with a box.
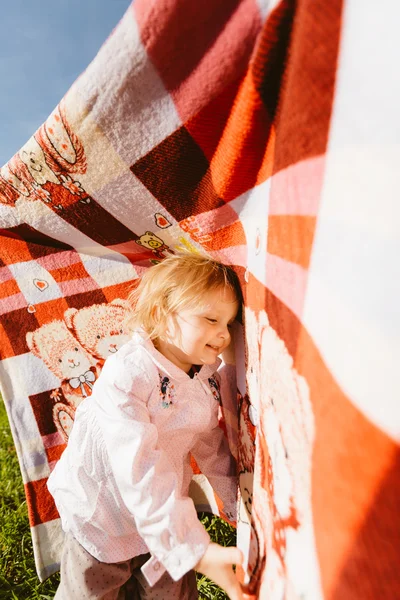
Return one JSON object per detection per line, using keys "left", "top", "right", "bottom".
{"left": 0, "top": 0, "right": 399, "bottom": 597}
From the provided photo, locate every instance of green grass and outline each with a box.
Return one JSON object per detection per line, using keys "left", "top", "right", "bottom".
{"left": 0, "top": 399, "right": 60, "bottom": 600}
{"left": 0, "top": 399, "right": 235, "bottom": 599}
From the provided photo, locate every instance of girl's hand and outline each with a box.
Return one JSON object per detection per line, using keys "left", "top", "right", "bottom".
{"left": 195, "top": 542, "right": 244, "bottom": 600}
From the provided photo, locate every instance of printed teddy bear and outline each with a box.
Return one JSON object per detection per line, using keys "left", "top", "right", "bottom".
{"left": 64, "top": 299, "right": 132, "bottom": 368}
{"left": 136, "top": 231, "right": 172, "bottom": 259}
{"left": 20, "top": 137, "right": 60, "bottom": 186}
{"left": 26, "top": 320, "right": 98, "bottom": 409}
{"left": 244, "top": 307, "right": 321, "bottom": 599}
{"left": 238, "top": 392, "right": 257, "bottom": 522}
{"left": 239, "top": 307, "right": 260, "bottom": 489}
{"left": 8, "top": 102, "right": 89, "bottom": 211}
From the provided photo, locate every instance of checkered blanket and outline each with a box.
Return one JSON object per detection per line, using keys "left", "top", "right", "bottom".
{"left": 0, "top": 0, "right": 399, "bottom": 597}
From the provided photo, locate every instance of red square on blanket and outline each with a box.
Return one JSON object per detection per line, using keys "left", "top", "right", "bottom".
{"left": 131, "top": 126, "right": 225, "bottom": 222}
{"left": 25, "top": 478, "right": 59, "bottom": 527}
{"left": 1, "top": 307, "right": 39, "bottom": 357}
{"left": 34, "top": 298, "right": 70, "bottom": 327}
{"left": 29, "top": 391, "right": 61, "bottom": 437}
{"left": 0, "top": 234, "right": 33, "bottom": 265}
{"left": 0, "top": 277, "right": 21, "bottom": 300}
{"left": 65, "top": 288, "right": 108, "bottom": 310}
{"left": 0, "top": 322, "right": 16, "bottom": 359}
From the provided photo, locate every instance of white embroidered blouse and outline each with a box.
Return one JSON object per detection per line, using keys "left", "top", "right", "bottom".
{"left": 47, "top": 330, "right": 237, "bottom": 584}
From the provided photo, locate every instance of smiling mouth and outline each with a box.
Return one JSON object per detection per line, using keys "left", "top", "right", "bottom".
{"left": 207, "top": 344, "right": 221, "bottom": 351}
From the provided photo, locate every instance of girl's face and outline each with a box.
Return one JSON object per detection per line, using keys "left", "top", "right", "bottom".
{"left": 157, "top": 286, "right": 239, "bottom": 372}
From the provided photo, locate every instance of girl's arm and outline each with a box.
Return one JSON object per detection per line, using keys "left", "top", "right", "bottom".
{"left": 196, "top": 543, "right": 244, "bottom": 600}
{"left": 191, "top": 421, "right": 238, "bottom": 523}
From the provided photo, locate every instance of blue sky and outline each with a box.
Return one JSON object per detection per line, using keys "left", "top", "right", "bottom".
{"left": 0, "top": 0, "right": 132, "bottom": 166}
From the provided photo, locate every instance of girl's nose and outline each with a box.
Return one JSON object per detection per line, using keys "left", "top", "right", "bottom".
{"left": 218, "top": 324, "right": 230, "bottom": 340}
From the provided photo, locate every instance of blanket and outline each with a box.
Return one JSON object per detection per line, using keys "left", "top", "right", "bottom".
{"left": 0, "top": 0, "right": 399, "bottom": 597}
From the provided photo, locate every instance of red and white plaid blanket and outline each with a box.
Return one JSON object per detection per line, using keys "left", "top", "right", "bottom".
{"left": 0, "top": 0, "right": 398, "bottom": 597}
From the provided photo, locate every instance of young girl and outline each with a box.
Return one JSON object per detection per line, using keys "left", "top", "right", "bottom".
{"left": 48, "top": 254, "right": 245, "bottom": 600}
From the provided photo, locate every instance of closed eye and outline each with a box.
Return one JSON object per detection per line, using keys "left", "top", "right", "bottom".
{"left": 206, "top": 318, "right": 217, "bottom": 323}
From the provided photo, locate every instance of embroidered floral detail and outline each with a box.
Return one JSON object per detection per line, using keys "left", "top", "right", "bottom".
{"left": 50, "top": 388, "right": 62, "bottom": 402}
{"left": 32, "top": 184, "right": 51, "bottom": 203}
{"left": 60, "top": 174, "right": 85, "bottom": 196}
{"left": 224, "top": 509, "right": 236, "bottom": 521}
{"left": 208, "top": 375, "right": 221, "bottom": 404}
{"left": 159, "top": 374, "right": 176, "bottom": 408}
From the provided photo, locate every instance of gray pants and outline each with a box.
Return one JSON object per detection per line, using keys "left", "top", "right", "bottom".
{"left": 54, "top": 533, "right": 198, "bottom": 599}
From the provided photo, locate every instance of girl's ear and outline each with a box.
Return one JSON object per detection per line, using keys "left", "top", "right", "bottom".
{"left": 151, "top": 304, "right": 161, "bottom": 322}
{"left": 164, "top": 312, "right": 180, "bottom": 340}
{"left": 152, "top": 305, "right": 168, "bottom": 340}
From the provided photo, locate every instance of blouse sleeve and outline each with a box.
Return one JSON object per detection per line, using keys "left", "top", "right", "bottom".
{"left": 191, "top": 420, "right": 238, "bottom": 524}
{"left": 93, "top": 348, "right": 210, "bottom": 582}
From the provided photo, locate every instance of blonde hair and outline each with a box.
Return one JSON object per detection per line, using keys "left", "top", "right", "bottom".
{"left": 127, "top": 253, "right": 242, "bottom": 340}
